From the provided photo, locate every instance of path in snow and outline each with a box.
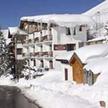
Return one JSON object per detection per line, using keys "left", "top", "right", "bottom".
{"left": 0, "top": 86, "right": 42, "bottom": 108}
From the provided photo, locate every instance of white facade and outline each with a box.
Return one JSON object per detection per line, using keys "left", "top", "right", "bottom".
{"left": 11, "top": 14, "right": 93, "bottom": 70}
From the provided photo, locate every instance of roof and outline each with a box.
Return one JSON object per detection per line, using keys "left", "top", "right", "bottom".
{"left": 8, "top": 27, "right": 28, "bottom": 36}
{"left": 75, "top": 44, "right": 108, "bottom": 63}
{"left": 20, "top": 14, "right": 94, "bottom": 27}
{"left": 84, "top": 57, "right": 108, "bottom": 74}
{"left": 56, "top": 44, "right": 108, "bottom": 64}
{"left": 87, "top": 36, "right": 108, "bottom": 42}
{"left": 56, "top": 51, "right": 74, "bottom": 61}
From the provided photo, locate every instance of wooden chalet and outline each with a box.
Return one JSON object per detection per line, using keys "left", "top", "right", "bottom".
{"left": 69, "top": 52, "right": 100, "bottom": 85}
{"left": 56, "top": 44, "right": 108, "bottom": 85}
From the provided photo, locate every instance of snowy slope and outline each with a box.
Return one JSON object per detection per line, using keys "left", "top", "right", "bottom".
{"left": 83, "top": 0, "right": 108, "bottom": 16}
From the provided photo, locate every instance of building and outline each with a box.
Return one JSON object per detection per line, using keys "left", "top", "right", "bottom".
{"left": 11, "top": 14, "right": 93, "bottom": 71}
{"left": 83, "top": 0, "right": 108, "bottom": 38}
{"left": 56, "top": 44, "right": 108, "bottom": 85}
{"left": 8, "top": 27, "right": 28, "bottom": 78}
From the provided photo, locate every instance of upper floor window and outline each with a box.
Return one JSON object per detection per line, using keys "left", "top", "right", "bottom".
{"left": 73, "top": 27, "right": 76, "bottom": 35}
{"left": 66, "top": 27, "right": 71, "bottom": 35}
{"left": 66, "top": 44, "right": 75, "bottom": 51}
{"left": 17, "top": 48, "right": 22, "bottom": 55}
{"left": 79, "top": 25, "right": 83, "bottom": 31}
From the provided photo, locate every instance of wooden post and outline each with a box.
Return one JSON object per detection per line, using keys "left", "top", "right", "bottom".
{"left": 100, "top": 101, "right": 106, "bottom": 108}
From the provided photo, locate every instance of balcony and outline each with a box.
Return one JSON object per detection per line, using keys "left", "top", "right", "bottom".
{"left": 40, "top": 35, "right": 52, "bottom": 42}
{"left": 40, "top": 35, "right": 48, "bottom": 42}
{"left": 34, "top": 37, "right": 39, "bottom": 43}
{"left": 40, "top": 51, "right": 53, "bottom": 57}
{"left": 28, "top": 39, "right": 32, "bottom": 43}
{"left": 16, "top": 40, "right": 26, "bottom": 44}
{"left": 34, "top": 52, "right": 40, "bottom": 56}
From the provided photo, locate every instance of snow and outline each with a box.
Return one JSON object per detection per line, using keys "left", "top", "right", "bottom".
{"left": 84, "top": 57, "right": 108, "bottom": 74}
{"left": 20, "top": 14, "right": 94, "bottom": 27}
{"left": 56, "top": 44, "right": 108, "bottom": 64}
{"left": 8, "top": 27, "right": 27, "bottom": 35}
{"left": 0, "top": 70, "right": 100, "bottom": 108}
{"left": 0, "top": 74, "right": 14, "bottom": 85}
{"left": 1, "top": 1, "right": 108, "bottom": 108}
{"left": 83, "top": 0, "right": 108, "bottom": 16}
{"left": 1, "top": 29, "right": 11, "bottom": 45}
{"left": 74, "top": 44, "right": 108, "bottom": 63}
{"left": 87, "top": 36, "right": 107, "bottom": 42}
{"left": 56, "top": 51, "right": 74, "bottom": 61}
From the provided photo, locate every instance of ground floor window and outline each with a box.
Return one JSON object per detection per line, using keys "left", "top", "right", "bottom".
{"left": 41, "top": 60, "right": 44, "bottom": 68}
{"left": 65, "top": 68, "right": 68, "bottom": 80}
{"left": 34, "top": 59, "right": 36, "bottom": 66}
{"left": 49, "top": 60, "right": 53, "bottom": 69}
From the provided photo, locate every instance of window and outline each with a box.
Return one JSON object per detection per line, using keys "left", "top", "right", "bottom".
{"left": 42, "top": 23, "right": 47, "bottom": 30}
{"left": 41, "top": 60, "right": 44, "bottom": 68}
{"left": 66, "top": 44, "right": 75, "bottom": 51}
{"left": 65, "top": 68, "right": 68, "bottom": 80}
{"left": 49, "top": 60, "right": 53, "bottom": 69}
{"left": 79, "top": 25, "right": 83, "bottom": 31}
{"left": 17, "top": 48, "right": 22, "bottom": 55}
{"left": 34, "top": 59, "right": 36, "bottom": 66}
{"left": 73, "top": 27, "right": 76, "bottom": 35}
{"left": 66, "top": 27, "right": 71, "bottom": 35}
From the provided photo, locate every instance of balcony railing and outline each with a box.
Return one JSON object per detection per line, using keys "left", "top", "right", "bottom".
{"left": 28, "top": 39, "right": 32, "bottom": 43}
{"left": 40, "top": 35, "right": 52, "bottom": 42}
{"left": 40, "top": 35, "right": 48, "bottom": 42}
{"left": 34, "top": 52, "right": 40, "bottom": 56}
{"left": 34, "top": 37, "right": 39, "bottom": 43}
{"left": 40, "top": 51, "right": 53, "bottom": 57}
{"left": 22, "top": 51, "right": 53, "bottom": 58}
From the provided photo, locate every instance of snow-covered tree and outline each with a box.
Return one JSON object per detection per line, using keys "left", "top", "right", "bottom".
{"left": 0, "top": 29, "right": 9, "bottom": 75}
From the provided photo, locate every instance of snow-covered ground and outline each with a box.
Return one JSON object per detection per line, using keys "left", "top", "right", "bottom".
{"left": 0, "top": 69, "right": 105, "bottom": 108}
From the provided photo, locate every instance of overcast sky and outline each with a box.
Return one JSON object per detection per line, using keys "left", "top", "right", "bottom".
{"left": 0, "top": 0, "right": 102, "bottom": 28}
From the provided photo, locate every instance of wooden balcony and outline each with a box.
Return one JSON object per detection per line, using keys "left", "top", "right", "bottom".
{"left": 34, "top": 37, "right": 39, "bottom": 43}
{"left": 28, "top": 39, "right": 32, "bottom": 43}
{"left": 40, "top": 35, "right": 48, "bottom": 42}
{"left": 34, "top": 52, "right": 40, "bottom": 56}
{"left": 40, "top": 35, "right": 52, "bottom": 42}
{"left": 40, "top": 51, "right": 53, "bottom": 57}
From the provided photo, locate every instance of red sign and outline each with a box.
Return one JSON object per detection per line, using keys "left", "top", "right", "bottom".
{"left": 54, "top": 44, "right": 66, "bottom": 50}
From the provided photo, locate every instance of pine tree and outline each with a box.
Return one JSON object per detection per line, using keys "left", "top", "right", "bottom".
{"left": 0, "top": 29, "right": 8, "bottom": 75}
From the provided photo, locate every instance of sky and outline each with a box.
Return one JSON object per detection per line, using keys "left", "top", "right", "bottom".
{"left": 0, "top": 0, "right": 103, "bottom": 28}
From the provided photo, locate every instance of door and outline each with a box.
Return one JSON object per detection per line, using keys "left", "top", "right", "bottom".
{"left": 72, "top": 60, "right": 84, "bottom": 84}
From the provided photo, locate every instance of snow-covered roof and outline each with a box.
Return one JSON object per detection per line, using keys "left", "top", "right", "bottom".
{"left": 20, "top": 14, "right": 94, "bottom": 27}
{"left": 56, "top": 44, "right": 108, "bottom": 63}
{"left": 56, "top": 51, "right": 74, "bottom": 61}
{"left": 84, "top": 57, "right": 108, "bottom": 74}
{"left": 83, "top": 0, "right": 108, "bottom": 16}
{"left": 87, "top": 36, "right": 108, "bottom": 42}
{"left": 8, "top": 27, "right": 28, "bottom": 35}
{"left": 75, "top": 44, "right": 108, "bottom": 63}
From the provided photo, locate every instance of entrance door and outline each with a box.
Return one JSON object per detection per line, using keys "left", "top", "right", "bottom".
{"left": 73, "top": 60, "right": 84, "bottom": 84}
